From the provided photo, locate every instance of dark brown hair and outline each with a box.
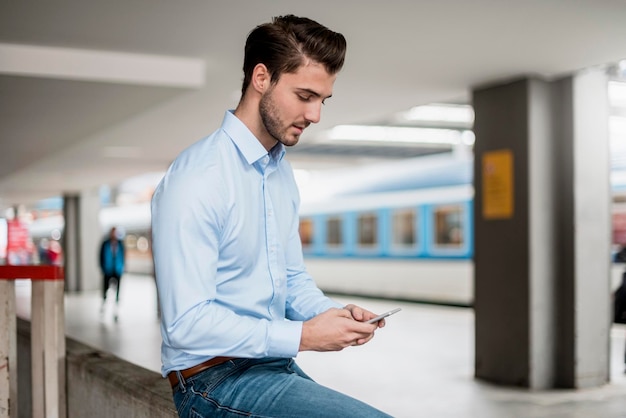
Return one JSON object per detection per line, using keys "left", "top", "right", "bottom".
{"left": 241, "top": 15, "right": 347, "bottom": 95}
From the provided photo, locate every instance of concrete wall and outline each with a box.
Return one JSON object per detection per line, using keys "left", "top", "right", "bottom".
{"left": 17, "top": 318, "right": 177, "bottom": 418}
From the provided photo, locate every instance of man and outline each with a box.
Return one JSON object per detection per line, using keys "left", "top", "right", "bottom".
{"left": 99, "top": 226, "right": 125, "bottom": 321}
{"left": 151, "top": 15, "right": 391, "bottom": 417}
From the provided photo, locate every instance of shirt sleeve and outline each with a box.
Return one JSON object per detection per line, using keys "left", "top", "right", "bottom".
{"left": 151, "top": 168, "right": 302, "bottom": 362}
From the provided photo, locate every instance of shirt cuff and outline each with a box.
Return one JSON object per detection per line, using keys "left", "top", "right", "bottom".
{"left": 268, "top": 319, "right": 303, "bottom": 358}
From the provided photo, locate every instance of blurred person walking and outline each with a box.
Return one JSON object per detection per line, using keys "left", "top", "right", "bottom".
{"left": 99, "top": 226, "right": 125, "bottom": 321}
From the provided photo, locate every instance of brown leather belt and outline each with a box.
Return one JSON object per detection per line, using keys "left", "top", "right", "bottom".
{"left": 167, "top": 356, "right": 236, "bottom": 388}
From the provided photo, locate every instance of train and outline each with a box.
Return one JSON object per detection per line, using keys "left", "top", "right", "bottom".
{"left": 24, "top": 152, "right": 626, "bottom": 306}
{"left": 296, "top": 154, "right": 474, "bottom": 305}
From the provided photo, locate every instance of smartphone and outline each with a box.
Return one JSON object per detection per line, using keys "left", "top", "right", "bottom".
{"left": 366, "top": 307, "right": 402, "bottom": 324}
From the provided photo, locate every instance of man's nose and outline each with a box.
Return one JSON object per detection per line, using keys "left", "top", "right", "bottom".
{"left": 304, "top": 102, "right": 322, "bottom": 124}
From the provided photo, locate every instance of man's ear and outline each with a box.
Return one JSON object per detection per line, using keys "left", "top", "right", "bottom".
{"left": 251, "top": 63, "right": 270, "bottom": 93}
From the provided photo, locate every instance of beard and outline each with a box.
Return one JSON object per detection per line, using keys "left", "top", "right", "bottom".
{"left": 259, "top": 87, "right": 300, "bottom": 147}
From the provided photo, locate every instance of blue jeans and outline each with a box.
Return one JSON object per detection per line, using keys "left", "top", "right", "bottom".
{"left": 172, "top": 357, "right": 392, "bottom": 417}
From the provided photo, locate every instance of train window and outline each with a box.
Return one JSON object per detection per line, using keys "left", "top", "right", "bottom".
{"left": 299, "top": 218, "right": 314, "bottom": 247}
{"left": 392, "top": 208, "right": 416, "bottom": 248}
{"left": 433, "top": 204, "right": 464, "bottom": 248}
{"left": 357, "top": 212, "right": 378, "bottom": 248}
{"left": 326, "top": 216, "right": 343, "bottom": 247}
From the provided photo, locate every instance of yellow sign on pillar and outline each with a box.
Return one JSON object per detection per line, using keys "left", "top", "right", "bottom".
{"left": 482, "top": 149, "right": 514, "bottom": 219}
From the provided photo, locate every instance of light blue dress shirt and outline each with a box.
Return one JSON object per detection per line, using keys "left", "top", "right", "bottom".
{"left": 151, "top": 110, "right": 342, "bottom": 376}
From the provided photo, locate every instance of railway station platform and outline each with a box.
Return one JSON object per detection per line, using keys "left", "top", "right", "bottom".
{"left": 14, "top": 274, "right": 626, "bottom": 418}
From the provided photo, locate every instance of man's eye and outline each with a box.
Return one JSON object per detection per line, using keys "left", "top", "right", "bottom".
{"left": 298, "top": 95, "right": 311, "bottom": 102}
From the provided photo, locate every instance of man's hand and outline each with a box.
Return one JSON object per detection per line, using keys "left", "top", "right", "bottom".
{"left": 343, "top": 304, "right": 387, "bottom": 327}
{"left": 299, "top": 307, "right": 378, "bottom": 352}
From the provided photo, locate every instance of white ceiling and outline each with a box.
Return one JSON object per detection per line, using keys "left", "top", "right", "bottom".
{"left": 2, "top": 0, "right": 626, "bottom": 209}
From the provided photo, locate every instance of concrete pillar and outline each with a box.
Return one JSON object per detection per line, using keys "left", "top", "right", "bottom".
{"left": 473, "top": 68, "right": 610, "bottom": 389}
{"left": 63, "top": 190, "right": 100, "bottom": 292}
{"left": 63, "top": 195, "right": 80, "bottom": 292}
{"left": 553, "top": 70, "right": 612, "bottom": 388}
{"left": 79, "top": 188, "right": 101, "bottom": 292}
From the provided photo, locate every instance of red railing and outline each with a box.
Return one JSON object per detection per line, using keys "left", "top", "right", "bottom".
{"left": 0, "top": 265, "right": 66, "bottom": 418}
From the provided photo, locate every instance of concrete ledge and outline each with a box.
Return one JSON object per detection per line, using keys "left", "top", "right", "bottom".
{"left": 17, "top": 318, "right": 177, "bottom": 417}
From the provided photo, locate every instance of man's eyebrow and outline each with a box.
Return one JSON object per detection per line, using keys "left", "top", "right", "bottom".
{"left": 297, "top": 88, "right": 333, "bottom": 99}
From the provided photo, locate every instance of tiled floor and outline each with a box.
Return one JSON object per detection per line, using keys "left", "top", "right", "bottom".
{"left": 15, "top": 274, "right": 626, "bottom": 417}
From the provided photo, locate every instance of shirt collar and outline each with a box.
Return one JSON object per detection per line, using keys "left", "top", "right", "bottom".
{"left": 221, "top": 110, "right": 285, "bottom": 165}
